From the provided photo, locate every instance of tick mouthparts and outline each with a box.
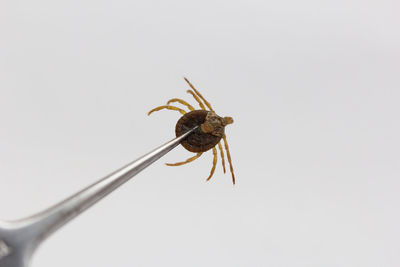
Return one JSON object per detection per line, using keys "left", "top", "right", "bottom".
{"left": 223, "top": 116, "right": 234, "bottom": 125}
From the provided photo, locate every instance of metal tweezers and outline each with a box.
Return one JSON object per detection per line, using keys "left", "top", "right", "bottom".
{"left": 0, "top": 127, "right": 197, "bottom": 267}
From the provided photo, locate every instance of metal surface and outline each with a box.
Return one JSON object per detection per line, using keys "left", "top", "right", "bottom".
{"left": 0, "top": 127, "right": 197, "bottom": 267}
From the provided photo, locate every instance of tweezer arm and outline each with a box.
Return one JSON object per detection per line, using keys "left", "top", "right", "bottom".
{"left": 2, "top": 127, "right": 197, "bottom": 263}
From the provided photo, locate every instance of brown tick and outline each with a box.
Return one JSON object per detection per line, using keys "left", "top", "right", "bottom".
{"left": 148, "top": 78, "right": 235, "bottom": 184}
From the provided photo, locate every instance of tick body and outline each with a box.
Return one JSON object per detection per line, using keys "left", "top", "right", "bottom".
{"left": 148, "top": 78, "right": 235, "bottom": 184}
{"left": 176, "top": 110, "right": 221, "bottom": 152}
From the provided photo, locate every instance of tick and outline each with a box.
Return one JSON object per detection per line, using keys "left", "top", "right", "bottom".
{"left": 148, "top": 78, "right": 236, "bottom": 184}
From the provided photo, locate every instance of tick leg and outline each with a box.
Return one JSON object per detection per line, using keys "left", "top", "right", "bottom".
{"left": 166, "top": 152, "right": 202, "bottom": 166}
{"left": 184, "top": 77, "right": 214, "bottom": 111}
{"left": 217, "top": 142, "right": 226, "bottom": 173}
{"left": 186, "top": 90, "right": 206, "bottom": 110}
{"left": 222, "top": 136, "right": 235, "bottom": 185}
{"left": 148, "top": 105, "right": 186, "bottom": 115}
{"left": 166, "top": 98, "right": 195, "bottom": 111}
{"left": 206, "top": 147, "right": 218, "bottom": 181}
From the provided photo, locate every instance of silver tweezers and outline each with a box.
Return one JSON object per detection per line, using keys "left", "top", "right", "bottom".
{"left": 0, "top": 127, "right": 197, "bottom": 267}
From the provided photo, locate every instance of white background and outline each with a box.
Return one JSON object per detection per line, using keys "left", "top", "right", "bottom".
{"left": 1, "top": 0, "right": 399, "bottom": 266}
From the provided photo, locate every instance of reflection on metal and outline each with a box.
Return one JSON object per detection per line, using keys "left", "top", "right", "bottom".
{"left": 0, "top": 241, "right": 11, "bottom": 260}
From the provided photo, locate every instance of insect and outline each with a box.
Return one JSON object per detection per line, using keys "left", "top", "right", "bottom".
{"left": 148, "top": 78, "right": 236, "bottom": 184}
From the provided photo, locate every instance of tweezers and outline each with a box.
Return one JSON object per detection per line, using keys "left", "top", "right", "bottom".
{"left": 0, "top": 126, "right": 197, "bottom": 267}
